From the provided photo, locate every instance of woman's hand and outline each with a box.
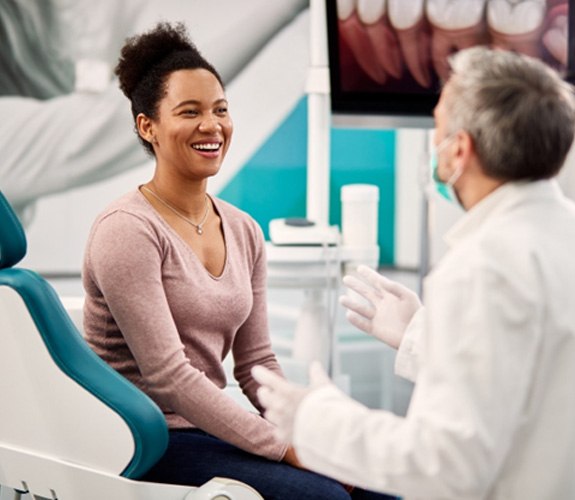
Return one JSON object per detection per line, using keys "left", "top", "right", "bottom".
{"left": 282, "top": 445, "right": 355, "bottom": 492}
{"left": 282, "top": 445, "right": 304, "bottom": 469}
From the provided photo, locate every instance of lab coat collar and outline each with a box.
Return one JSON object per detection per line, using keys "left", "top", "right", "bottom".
{"left": 444, "top": 179, "right": 563, "bottom": 248}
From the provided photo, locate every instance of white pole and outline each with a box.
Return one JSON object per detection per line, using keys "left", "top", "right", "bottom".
{"left": 306, "top": 0, "right": 331, "bottom": 226}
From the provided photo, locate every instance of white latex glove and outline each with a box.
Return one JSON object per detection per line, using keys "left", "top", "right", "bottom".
{"left": 339, "top": 265, "right": 422, "bottom": 349}
{"left": 252, "top": 361, "right": 331, "bottom": 442}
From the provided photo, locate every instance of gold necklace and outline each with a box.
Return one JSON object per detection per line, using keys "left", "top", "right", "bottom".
{"left": 141, "top": 185, "right": 210, "bottom": 235}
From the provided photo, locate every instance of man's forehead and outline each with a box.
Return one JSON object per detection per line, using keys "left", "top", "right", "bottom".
{"left": 434, "top": 84, "right": 449, "bottom": 115}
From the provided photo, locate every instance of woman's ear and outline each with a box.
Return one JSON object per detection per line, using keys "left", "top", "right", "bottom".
{"left": 136, "top": 113, "right": 155, "bottom": 144}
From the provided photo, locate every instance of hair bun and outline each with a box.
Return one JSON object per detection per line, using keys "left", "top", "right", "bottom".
{"left": 115, "top": 22, "right": 195, "bottom": 99}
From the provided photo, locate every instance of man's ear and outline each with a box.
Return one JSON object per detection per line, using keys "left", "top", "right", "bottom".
{"left": 454, "top": 130, "right": 475, "bottom": 170}
{"left": 136, "top": 113, "right": 155, "bottom": 144}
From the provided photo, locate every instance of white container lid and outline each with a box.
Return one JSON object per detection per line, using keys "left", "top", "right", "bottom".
{"left": 341, "top": 184, "right": 379, "bottom": 202}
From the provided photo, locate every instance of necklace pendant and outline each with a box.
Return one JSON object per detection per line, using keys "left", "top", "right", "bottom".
{"left": 141, "top": 186, "right": 210, "bottom": 236}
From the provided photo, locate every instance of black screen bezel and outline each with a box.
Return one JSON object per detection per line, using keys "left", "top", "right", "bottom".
{"left": 326, "top": 1, "right": 575, "bottom": 120}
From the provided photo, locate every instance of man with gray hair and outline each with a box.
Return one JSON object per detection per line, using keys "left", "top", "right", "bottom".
{"left": 253, "top": 46, "right": 575, "bottom": 499}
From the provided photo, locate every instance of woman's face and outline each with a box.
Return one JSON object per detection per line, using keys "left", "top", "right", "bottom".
{"left": 149, "top": 68, "right": 233, "bottom": 181}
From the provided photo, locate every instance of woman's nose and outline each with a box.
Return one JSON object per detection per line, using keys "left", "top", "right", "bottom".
{"left": 198, "top": 114, "right": 222, "bottom": 132}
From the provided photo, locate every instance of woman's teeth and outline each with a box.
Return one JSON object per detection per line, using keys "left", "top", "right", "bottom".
{"left": 192, "top": 143, "right": 220, "bottom": 151}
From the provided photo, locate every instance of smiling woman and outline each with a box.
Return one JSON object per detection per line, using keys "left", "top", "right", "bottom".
{"left": 80, "top": 21, "right": 393, "bottom": 500}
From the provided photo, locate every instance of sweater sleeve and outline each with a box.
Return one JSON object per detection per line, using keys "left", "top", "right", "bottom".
{"left": 85, "top": 210, "right": 288, "bottom": 461}
{"left": 231, "top": 221, "right": 285, "bottom": 413}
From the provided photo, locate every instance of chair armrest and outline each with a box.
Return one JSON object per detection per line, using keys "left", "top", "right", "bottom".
{"left": 185, "top": 477, "right": 263, "bottom": 500}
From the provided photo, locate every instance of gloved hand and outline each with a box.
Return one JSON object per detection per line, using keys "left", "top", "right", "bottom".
{"left": 339, "top": 265, "right": 422, "bottom": 349}
{"left": 252, "top": 361, "right": 331, "bottom": 442}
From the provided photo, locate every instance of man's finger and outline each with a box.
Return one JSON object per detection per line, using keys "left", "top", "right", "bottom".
{"left": 339, "top": 293, "right": 375, "bottom": 319}
{"left": 342, "top": 273, "right": 379, "bottom": 302}
{"left": 256, "top": 386, "right": 277, "bottom": 409}
{"left": 345, "top": 309, "right": 373, "bottom": 334}
{"left": 357, "top": 264, "right": 406, "bottom": 297}
{"left": 252, "top": 365, "right": 291, "bottom": 392}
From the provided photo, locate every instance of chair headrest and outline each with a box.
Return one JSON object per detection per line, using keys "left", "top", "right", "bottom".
{"left": 0, "top": 191, "right": 27, "bottom": 269}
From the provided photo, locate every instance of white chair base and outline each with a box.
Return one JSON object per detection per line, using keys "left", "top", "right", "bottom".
{"left": 0, "top": 444, "right": 262, "bottom": 500}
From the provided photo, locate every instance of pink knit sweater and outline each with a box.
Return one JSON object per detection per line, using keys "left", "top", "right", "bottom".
{"left": 82, "top": 189, "right": 287, "bottom": 461}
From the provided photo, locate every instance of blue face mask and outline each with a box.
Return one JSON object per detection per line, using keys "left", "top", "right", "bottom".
{"left": 430, "top": 135, "right": 461, "bottom": 203}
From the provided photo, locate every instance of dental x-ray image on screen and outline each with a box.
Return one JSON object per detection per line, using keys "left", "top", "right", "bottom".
{"left": 327, "top": 0, "right": 574, "bottom": 118}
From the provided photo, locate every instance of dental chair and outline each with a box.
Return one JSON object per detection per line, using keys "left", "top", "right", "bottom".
{"left": 0, "top": 191, "right": 262, "bottom": 500}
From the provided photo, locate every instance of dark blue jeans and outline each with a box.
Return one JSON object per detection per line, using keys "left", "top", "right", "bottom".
{"left": 140, "top": 429, "right": 398, "bottom": 500}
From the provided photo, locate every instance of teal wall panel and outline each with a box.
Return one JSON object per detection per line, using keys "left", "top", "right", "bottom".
{"left": 219, "top": 98, "right": 308, "bottom": 234}
{"left": 218, "top": 97, "right": 396, "bottom": 264}
{"left": 330, "top": 127, "right": 395, "bottom": 264}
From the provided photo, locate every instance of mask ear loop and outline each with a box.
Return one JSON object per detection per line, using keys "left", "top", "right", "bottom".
{"left": 429, "top": 134, "right": 465, "bottom": 205}
{"left": 430, "top": 134, "right": 456, "bottom": 185}
{"left": 439, "top": 131, "right": 467, "bottom": 187}
{"left": 445, "top": 161, "right": 464, "bottom": 188}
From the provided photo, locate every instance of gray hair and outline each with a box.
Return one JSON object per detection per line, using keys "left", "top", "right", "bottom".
{"left": 444, "top": 46, "right": 575, "bottom": 180}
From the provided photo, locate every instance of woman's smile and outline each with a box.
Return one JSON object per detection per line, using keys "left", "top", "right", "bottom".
{"left": 191, "top": 140, "right": 224, "bottom": 158}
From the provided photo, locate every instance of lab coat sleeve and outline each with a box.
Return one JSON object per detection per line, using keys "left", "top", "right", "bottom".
{"left": 293, "top": 385, "right": 407, "bottom": 496}
{"left": 394, "top": 306, "right": 425, "bottom": 382}
{"left": 292, "top": 253, "right": 542, "bottom": 498}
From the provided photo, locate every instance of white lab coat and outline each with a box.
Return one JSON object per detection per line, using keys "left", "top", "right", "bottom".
{"left": 293, "top": 180, "right": 575, "bottom": 499}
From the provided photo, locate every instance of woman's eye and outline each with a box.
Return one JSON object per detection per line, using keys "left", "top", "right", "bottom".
{"left": 182, "top": 109, "right": 199, "bottom": 116}
{"left": 216, "top": 107, "right": 228, "bottom": 115}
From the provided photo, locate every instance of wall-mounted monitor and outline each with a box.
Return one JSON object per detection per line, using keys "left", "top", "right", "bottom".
{"left": 326, "top": 0, "right": 575, "bottom": 128}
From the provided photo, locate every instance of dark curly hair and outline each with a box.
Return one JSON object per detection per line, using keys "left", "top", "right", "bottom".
{"left": 115, "top": 22, "right": 224, "bottom": 155}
